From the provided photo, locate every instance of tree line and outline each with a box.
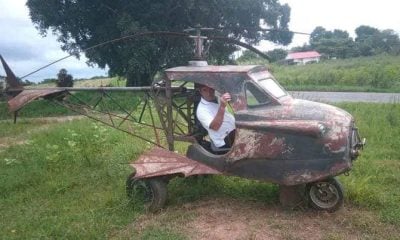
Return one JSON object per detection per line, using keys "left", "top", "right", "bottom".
{"left": 295, "top": 25, "right": 400, "bottom": 59}
{"left": 238, "top": 25, "right": 400, "bottom": 63}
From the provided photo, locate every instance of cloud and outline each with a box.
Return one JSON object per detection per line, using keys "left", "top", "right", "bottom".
{"left": 2, "top": 0, "right": 400, "bottom": 81}
{"left": 256, "top": 0, "right": 400, "bottom": 50}
{"left": 0, "top": 1, "right": 106, "bottom": 82}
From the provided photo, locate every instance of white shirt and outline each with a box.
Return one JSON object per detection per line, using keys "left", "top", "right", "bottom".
{"left": 196, "top": 97, "right": 235, "bottom": 147}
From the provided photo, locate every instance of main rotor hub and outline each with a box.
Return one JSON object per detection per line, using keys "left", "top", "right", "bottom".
{"left": 184, "top": 25, "right": 214, "bottom": 61}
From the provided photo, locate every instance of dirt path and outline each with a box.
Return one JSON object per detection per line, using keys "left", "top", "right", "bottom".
{"left": 126, "top": 198, "right": 399, "bottom": 240}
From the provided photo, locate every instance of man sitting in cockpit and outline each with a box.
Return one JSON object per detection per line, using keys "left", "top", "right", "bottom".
{"left": 196, "top": 84, "right": 235, "bottom": 152}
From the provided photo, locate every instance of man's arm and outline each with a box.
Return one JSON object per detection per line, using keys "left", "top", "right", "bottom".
{"left": 209, "top": 93, "right": 231, "bottom": 131}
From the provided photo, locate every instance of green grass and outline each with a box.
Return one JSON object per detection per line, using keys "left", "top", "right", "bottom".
{"left": 336, "top": 103, "right": 400, "bottom": 224}
{"left": 0, "top": 102, "right": 399, "bottom": 238}
{"left": 0, "top": 90, "right": 144, "bottom": 121}
{"left": 0, "top": 119, "right": 182, "bottom": 239}
{"left": 32, "top": 77, "right": 124, "bottom": 88}
{"left": 271, "top": 55, "right": 400, "bottom": 92}
{"left": 1, "top": 100, "right": 74, "bottom": 120}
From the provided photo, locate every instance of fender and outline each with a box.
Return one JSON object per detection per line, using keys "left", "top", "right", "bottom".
{"left": 131, "top": 147, "right": 221, "bottom": 179}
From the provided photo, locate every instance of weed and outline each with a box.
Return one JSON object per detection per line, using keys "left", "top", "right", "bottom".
{"left": 0, "top": 102, "right": 400, "bottom": 238}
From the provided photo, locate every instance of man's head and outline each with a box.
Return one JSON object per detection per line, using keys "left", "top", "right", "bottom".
{"left": 197, "top": 83, "right": 216, "bottom": 101}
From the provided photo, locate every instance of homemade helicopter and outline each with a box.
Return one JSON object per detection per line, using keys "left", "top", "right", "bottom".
{"left": 1, "top": 27, "right": 365, "bottom": 212}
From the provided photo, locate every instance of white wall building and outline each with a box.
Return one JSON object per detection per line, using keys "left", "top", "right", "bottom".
{"left": 285, "top": 51, "right": 321, "bottom": 65}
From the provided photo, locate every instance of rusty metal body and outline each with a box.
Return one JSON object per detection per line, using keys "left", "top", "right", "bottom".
{"left": 132, "top": 64, "right": 364, "bottom": 186}
{"left": 1, "top": 52, "right": 364, "bottom": 186}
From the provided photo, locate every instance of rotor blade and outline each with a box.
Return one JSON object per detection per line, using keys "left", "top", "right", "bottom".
{"left": 208, "top": 36, "right": 271, "bottom": 61}
{"left": 256, "top": 28, "right": 310, "bottom": 36}
{"left": 20, "top": 31, "right": 190, "bottom": 80}
{"left": 212, "top": 26, "right": 311, "bottom": 36}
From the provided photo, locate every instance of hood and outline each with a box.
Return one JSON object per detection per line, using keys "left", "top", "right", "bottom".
{"left": 236, "top": 99, "right": 353, "bottom": 126}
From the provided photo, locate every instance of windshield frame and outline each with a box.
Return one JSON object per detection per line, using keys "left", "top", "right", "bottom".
{"left": 256, "top": 77, "right": 287, "bottom": 99}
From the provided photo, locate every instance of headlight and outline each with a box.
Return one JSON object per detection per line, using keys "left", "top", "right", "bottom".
{"left": 318, "top": 123, "right": 327, "bottom": 135}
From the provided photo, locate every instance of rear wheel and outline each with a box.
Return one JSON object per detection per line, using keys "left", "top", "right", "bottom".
{"left": 307, "top": 177, "right": 344, "bottom": 212}
{"left": 126, "top": 173, "right": 168, "bottom": 212}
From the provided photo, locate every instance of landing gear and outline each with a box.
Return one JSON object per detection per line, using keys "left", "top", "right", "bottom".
{"left": 307, "top": 177, "right": 344, "bottom": 212}
{"left": 126, "top": 173, "right": 168, "bottom": 212}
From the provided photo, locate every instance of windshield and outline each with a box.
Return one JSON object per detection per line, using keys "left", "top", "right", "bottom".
{"left": 257, "top": 78, "right": 286, "bottom": 98}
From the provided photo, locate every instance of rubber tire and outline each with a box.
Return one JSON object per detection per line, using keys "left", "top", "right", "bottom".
{"left": 306, "top": 177, "right": 344, "bottom": 212}
{"left": 126, "top": 173, "right": 168, "bottom": 212}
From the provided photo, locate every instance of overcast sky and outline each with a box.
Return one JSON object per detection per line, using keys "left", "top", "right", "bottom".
{"left": 0, "top": 0, "right": 108, "bottom": 82}
{"left": 1, "top": 0, "right": 400, "bottom": 82}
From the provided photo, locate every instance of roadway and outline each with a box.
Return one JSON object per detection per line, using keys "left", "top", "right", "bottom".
{"left": 289, "top": 91, "right": 400, "bottom": 103}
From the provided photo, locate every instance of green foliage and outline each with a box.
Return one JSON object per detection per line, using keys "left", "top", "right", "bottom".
{"left": 0, "top": 120, "right": 158, "bottom": 239}
{"left": 271, "top": 54, "right": 400, "bottom": 92}
{"left": 267, "top": 48, "right": 288, "bottom": 62}
{"left": 0, "top": 99, "right": 73, "bottom": 120}
{"left": 236, "top": 50, "right": 269, "bottom": 65}
{"left": 355, "top": 26, "right": 400, "bottom": 56}
{"left": 336, "top": 103, "right": 400, "bottom": 224}
{"left": 307, "top": 25, "right": 400, "bottom": 59}
{"left": 310, "top": 27, "right": 358, "bottom": 59}
{"left": 21, "top": 79, "right": 36, "bottom": 86}
{"left": 237, "top": 49, "right": 288, "bottom": 64}
{"left": 0, "top": 103, "right": 400, "bottom": 238}
{"left": 0, "top": 90, "right": 142, "bottom": 121}
{"left": 27, "top": 0, "right": 293, "bottom": 86}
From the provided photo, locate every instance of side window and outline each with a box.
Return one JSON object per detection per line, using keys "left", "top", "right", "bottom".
{"left": 245, "top": 82, "right": 271, "bottom": 107}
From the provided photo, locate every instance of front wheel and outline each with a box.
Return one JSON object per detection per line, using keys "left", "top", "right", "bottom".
{"left": 126, "top": 173, "right": 168, "bottom": 212}
{"left": 307, "top": 177, "right": 344, "bottom": 212}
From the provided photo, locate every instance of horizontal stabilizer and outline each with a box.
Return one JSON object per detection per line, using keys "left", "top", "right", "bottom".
{"left": 8, "top": 89, "right": 66, "bottom": 112}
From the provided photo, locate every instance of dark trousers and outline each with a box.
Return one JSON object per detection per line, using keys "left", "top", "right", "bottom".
{"left": 219, "top": 129, "right": 236, "bottom": 149}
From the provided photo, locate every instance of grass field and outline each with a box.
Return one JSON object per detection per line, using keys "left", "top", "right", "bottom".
{"left": 32, "top": 77, "right": 124, "bottom": 88}
{"left": 238, "top": 54, "right": 400, "bottom": 93}
{"left": 1, "top": 102, "right": 399, "bottom": 239}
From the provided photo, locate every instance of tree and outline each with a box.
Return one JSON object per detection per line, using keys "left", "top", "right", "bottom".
{"left": 266, "top": 48, "right": 287, "bottom": 62}
{"left": 236, "top": 50, "right": 261, "bottom": 63}
{"left": 56, "top": 69, "right": 73, "bottom": 87}
{"left": 290, "top": 44, "right": 313, "bottom": 53}
{"left": 310, "top": 27, "right": 357, "bottom": 59}
{"left": 27, "top": 0, "right": 293, "bottom": 86}
{"left": 380, "top": 29, "right": 400, "bottom": 55}
{"left": 355, "top": 25, "right": 380, "bottom": 56}
{"left": 22, "top": 79, "right": 35, "bottom": 86}
{"left": 355, "top": 26, "right": 400, "bottom": 56}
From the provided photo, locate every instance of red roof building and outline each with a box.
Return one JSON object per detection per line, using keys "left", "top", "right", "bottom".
{"left": 285, "top": 51, "right": 321, "bottom": 65}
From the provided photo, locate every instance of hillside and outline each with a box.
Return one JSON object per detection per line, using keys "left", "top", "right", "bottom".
{"left": 269, "top": 54, "right": 400, "bottom": 92}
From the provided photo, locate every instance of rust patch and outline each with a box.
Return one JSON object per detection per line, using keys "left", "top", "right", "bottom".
{"left": 282, "top": 160, "right": 351, "bottom": 185}
{"left": 228, "top": 129, "right": 286, "bottom": 161}
{"left": 8, "top": 89, "right": 65, "bottom": 112}
{"left": 254, "top": 133, "right": 285, "bottom": 159}
{"left": 131, "top": 147, "right": 221, "bottom": 179}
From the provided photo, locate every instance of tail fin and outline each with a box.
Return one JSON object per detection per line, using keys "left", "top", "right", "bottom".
{"left": 0, "top": 54, "right": 23, "bottom": 89}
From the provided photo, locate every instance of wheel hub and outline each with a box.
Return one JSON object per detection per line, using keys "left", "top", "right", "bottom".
{"left": 310, "top": 182, "right": 339, "bottom": 209}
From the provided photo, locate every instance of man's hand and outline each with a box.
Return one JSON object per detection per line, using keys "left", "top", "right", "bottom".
{"left": 219, "top": 93, "right": 232, "bottom": 107}
{"left": 210, "top": 92, "right": 231, "bottom": 131}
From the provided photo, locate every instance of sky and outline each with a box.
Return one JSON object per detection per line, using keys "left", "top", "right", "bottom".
{"left": 1, "top": 0, "right": 400, "bottom": 82}
{"left": 262, "top": 0, "right": 400, "bottom": 49}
